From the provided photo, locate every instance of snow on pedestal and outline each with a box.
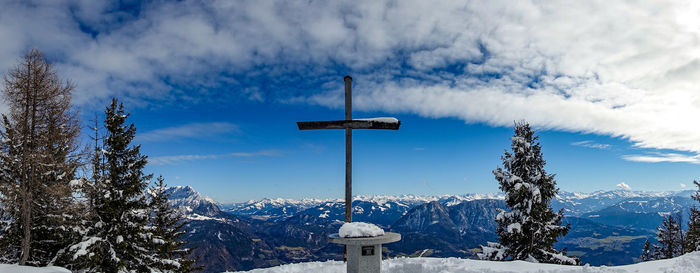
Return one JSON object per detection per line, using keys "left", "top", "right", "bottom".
{"left": 339, "top": 222, "right": 385, "bottom": 238}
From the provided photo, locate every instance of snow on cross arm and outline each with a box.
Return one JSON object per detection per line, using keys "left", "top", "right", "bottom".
{"left": 354, "top": 117, "right": 399, "bottom": 124}
{"left": 339, "top": 222, "right": 385, "bottom": 238}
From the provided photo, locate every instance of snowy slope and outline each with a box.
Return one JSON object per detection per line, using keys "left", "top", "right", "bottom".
{"left": 0, "top": 264, "right": 70, "bottom": 273}
{"left": 229, "top": 252, "right": 700, "bottom": 273}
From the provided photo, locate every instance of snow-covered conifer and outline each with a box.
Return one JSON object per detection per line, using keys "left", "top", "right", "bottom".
{"left": 641, "top": 239, "right": 654, "bottom": 261}
{"left": 148, "top": 175, "right": 199, "bottom": 273}
{"left": 65, "top": 98, "right": 153, "bottom": 272}
{"left": 684, "top": 180, "right": 700, "bottom": 252}
{"left": 657, "top": 214, "right": 683, "bottom": 259}
{"left": 479, "top": 122, "right": 577, "bottom": 265}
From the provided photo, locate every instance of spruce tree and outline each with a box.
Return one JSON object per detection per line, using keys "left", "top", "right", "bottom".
{"left": 657, "top": 214, "right": 683, "bottom": 259}
{"left": 641, "top": 239, "right": 653, "bottom": 261}
{"left": 0, "top": 49, "right": 81, "bottom": 265}
{"left": 148, "top": 175, "right": 199, "bottom": 273}
{"left": 479, "top": 122, "right": 577, "bottom": 265}
{"left": 66, "top": 98, "right": 153, "bottom": 272}
{"left": 652, "top": 243, "right": 662, "bottom": 260}
{"left": 685, "top": 180, "right": 700, "bottom": 252}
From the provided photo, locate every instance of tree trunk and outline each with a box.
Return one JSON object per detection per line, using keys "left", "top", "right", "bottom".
{"left": 19, "top": 186, "right": 31, "bottom": 264}
{"left": 18, "top": 58, "right": 33, "bottom": 265}
{"left": 20, "top": 55, "right": 40, "bottom": 265}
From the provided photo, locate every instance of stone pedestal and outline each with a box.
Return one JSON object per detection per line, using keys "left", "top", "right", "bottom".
{"left": 328, "top": 232, "right": 401, "bottom": 273}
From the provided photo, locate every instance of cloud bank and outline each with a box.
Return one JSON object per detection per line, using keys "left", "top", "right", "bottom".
{"left": 1, "top": 0, "right": 700, "bottom": 155}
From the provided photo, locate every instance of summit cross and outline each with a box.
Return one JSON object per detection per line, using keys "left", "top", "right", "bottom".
{"left": 297, "top": 75, "right": 400, "bottom": 223}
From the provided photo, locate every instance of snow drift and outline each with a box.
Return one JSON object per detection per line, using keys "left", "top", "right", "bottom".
{"left": 228, "top": 251, "right": 700, "bottom": 273}
{"left": 0, "top": 264, "right": 70, "bottom": 273}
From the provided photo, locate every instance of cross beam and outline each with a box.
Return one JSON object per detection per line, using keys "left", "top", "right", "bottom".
{"left": 297, "top": 76, "right": 400, "bottom": 223}
{"left": 297, "top": 119, "right": 400, "bottom": 130}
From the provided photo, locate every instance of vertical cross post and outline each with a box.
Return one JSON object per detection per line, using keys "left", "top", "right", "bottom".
{"left": 344, "top": 75, "right": 352, "bottom": 223}
{"left": 296, "top": 76, "right": 400, "bottom": 224}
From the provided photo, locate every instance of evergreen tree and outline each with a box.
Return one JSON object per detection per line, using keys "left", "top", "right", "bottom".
{"left": 479, "top": 122, "right": 577, "bottom": 265}
{"left": 641, "top": 239, "right": 654, "bottom": 261}
{"left": 66, "top": 98, "right": 153, "bottom": 272}
{"left": 676, "top": 212, "right": 685, "bottom": 255}
{"left": 652, "top": 243, "right": 662, "bottom": 260}
{"left": 148, "top": 175, "right": 199, "bottom": 273}
{"left": 657, "top": 214, "right": 683, "bottom": 259}
{"left": 685, "top": 180, "right": 700, "bottom": 252}
{"left": 0, "top": 49, "right": 81, "bottom": 265}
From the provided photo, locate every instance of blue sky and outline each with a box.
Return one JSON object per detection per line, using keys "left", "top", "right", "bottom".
{"left": 1, "top": 0, "right": 699, "bottom": 202}
{"left": 129, "top": 100, "right": 695, "bottom": 202}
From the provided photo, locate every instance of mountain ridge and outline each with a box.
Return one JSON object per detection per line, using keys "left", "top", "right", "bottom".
{"left": 167, "top": 186, "right": 697, "bottom": 272}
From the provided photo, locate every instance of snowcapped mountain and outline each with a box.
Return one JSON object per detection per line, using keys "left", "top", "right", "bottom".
{"left": 608, "top": 196, "right": 695, "bottom": 214}
{"left": 230, "top": 190, "right": 690, "bottom": 221}
{"left": 285, "top": 199, "right": 414, "bottom": 227}
{"left": 164, "top": 186, "right": 281, "bottom": 273}
{"left": 227, "top": 193, "right": 505, "bottom": 222}
{"left": 222, "top": 198, "right": 333, "bottom": 221}
{"left": 238, "top": 194, "right": 507, "bottom": 228}
{"left": 166, "top": 185, "right": 222, "bottom": 217}
{"left": 553, "top": 190, "right": 680, "bottom": 216}
{"left": 578, "top": 195, "right": 695, "bottom": 232}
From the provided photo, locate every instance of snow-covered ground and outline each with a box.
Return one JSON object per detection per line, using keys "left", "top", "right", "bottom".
{"left": 228, "top": 251, "right": 700, "bottom": 273}
{"left": 0, "top": 264, "right": 70, "bottom": 273}
{"left": 2, "top": 252, "right": 697, "bottom": 273}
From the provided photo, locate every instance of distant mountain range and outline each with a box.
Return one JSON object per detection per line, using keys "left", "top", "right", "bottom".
{"left": 172, "top": 187, "right": 698, "bottom": 272}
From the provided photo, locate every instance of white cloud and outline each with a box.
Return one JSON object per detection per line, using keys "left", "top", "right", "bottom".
{"left": 680, "top": 183, "right": 687, "bottom": 188}
{"left": 1, "top": 0, "right": 700, "bottom": 156}
{"left": 621, "top": 152, "right": 700, "bottom": 164}
{"left": 571, "top": 140, "right": 611, "bottom": 150}
{"left": 149, "top": 150, "right": 281, "bottom": 165}
{"left": 616, "top": 182, "right": 631, "bottom": 191}
{"left": 135, "top": 122, "right": 239, "bottom": 142}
